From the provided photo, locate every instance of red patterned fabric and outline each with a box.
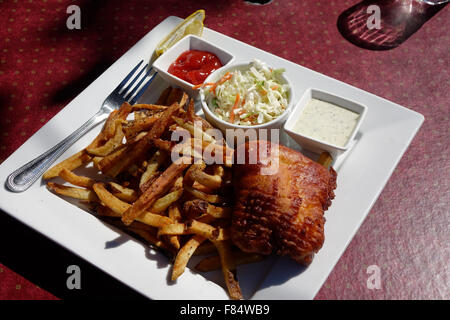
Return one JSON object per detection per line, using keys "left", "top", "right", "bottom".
{"left": 0, "top": 0, "right": 448, "bottom": 300}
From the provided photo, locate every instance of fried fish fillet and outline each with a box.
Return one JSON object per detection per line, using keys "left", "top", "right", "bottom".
{"left": 231, "top": 140, "right": 337, "bottom": 265}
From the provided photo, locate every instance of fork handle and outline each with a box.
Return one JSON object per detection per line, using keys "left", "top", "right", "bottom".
{"left": 6, "top": 110, "right": 109, "bottom": 192}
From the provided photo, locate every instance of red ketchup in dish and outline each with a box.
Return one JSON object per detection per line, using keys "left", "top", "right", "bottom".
{"left": 168, "top": 50, "right": 223, "bottom": 85}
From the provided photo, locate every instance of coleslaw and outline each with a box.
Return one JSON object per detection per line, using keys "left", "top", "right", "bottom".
{"left": 200, "top": 59, "right": 290, "bottom": 126}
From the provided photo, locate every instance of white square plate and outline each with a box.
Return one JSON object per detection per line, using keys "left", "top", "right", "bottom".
{"left": 0, "top": 16, "right": 424, "bottom": 300}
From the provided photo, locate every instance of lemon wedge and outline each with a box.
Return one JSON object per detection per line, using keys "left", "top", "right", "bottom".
{"left": 154, "top": 10, "right": 205, "bottom": 58}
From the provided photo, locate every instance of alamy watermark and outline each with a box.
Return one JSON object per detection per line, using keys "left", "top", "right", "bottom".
{"left": 367, "top": 5, "right": 381, "bottom": 30}
{"left": 66, "top": 265, "right": 81, "bottom": 290}
{"left": 169, "top": 122, "right": 280, "bottom": 175}
{"left": 66, "top": 5, "right": 81, "bottom": 30}
{"left": 66, "top": 4, "right": 381, "bottom": 31}
{"left": 366, "top": 265, "right": 382, "bottom": 290}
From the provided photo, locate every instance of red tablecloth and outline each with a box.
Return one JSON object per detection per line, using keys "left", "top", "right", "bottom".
{"left": 0, "top": 0, "right": 448, "bottom": 300}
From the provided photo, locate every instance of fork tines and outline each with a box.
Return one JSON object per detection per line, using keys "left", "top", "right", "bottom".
{"left": 117, "top": 60, "right": 158, "bottom": 105}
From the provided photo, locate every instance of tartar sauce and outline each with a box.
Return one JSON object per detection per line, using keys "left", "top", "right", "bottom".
{"left": 293, "top": 99, "right": 359, "bottom": 147}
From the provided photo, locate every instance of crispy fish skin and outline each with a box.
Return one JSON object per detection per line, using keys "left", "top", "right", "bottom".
{"left": 231, "top": 140, "right": 337, "bottom": 266}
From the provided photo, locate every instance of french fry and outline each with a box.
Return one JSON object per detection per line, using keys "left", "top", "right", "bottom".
{"left": 93, "top": 182, "right": 137, "bottom": 212}
{"left": 110, "top": 100, "right": 185, "bottom": 177}
{"left": 213, "top": 240, "right": 243, "bottom": 300}
{"left": 131, "top": 211, "right": 175, "bottom": 230}
{"left": 213, "top": 165, "right": 225, "bottom": 177}
{"left": 171, "top": 137, "right": 204, "bottom": 163}
{"left": 58, "top": 168, "right": 96, "bottom": 188}
{"left": 157, "top": 223, "right": 186, "bottom": 237}
{"left": 195, "top": 252, "right": 265, "bottom": 272}
{"left": 125, "top": 131, "right": 148, "bottom": 144}
{"left": 167, "top": 204, "right": 182, "bottom": 249}
{"left": 189, "top": 137, "right": 234, "bottom": 167}
{"left": 140, "top": 150, "right": 166, "bottom": 187}
{"left": 88, "top": 103, "right": 130, "bottom": 157}
{"left": 133, "top": 110, "right": 146, "bottom": 121}
{"left": 87, "top": 120, "right": 125, "bottom": 156}
{"left": 157, "top": 220, "right": 229, "bottom": 241}
{"left": 121, "top": 157, "right": 190, "bottom": 226}
{"left": 116, "top": 101, "right": 133, "bottom": 121}
{"left": 86, "top": 130, "right": 106, "bottom": 151}
{"left": 172, "top": 116, "right": 216, "bottom": 144}
{"left": 43, "top": 149, "right": 92, "bottom": 180}
{"left": 139, "top": 172, "right": 161, "bottom": 194}
{"left": 97, "top": 144, "right": 129, "bottom": 174}
{"left": 186, "top": 98, "right": 196, "bottom": 122}
{"left": 196, "top": 180, "right": 220, "bottom": 193}
{"left": 184, "top": 185, "right": 224, "bottom": 204}
{"left": 152, "top": 138, "right": 173, "bottom": 152}
{"left": 171, "top": 175, "right": 184, "bottom": 190}
{"left": 193, "top": 114, "right": 214, "bottom": 131}
{"left": 109, "top": 182, "right": 138, "bottom": 202}
{"left": 123, "top": 114, "right": 161, "bottom": 140}
{"left": 131, "top": 104, "right": 168, "bottom": 112}
{"left": 150, "top": 189, "right": 183, "bottom": 214}
{"left": 205, "top": 142, "right": 234, "bottom": 168}
{"left": 101, "top": 110, "right": 119, "bottom": 139}
{"left": 43, "top": 104, "right": 132, "bottom": 180}
{"left": 183, "top": 162, "right": 206, "bottom": 187}
{"left": 47, "top": 182, "right": 98, "bottom": 202}
{"left": 187, "top": 220, "right": 230, "bottom": 241}
{"left": 206, "top": 205, "right": 231, "bottom": 219}
{"left": 92, "top": 156, "right": 103, "bottom": 169}
{"left": 183, "top": 200, "right": 230, "bottom": 219}
{"left": 93, "top": 183, "right": 173, "bottom": 228}
{"left": 99, "top": 102, "right": 131, "bottom": 140}
{"left": 109, "top": 182, "right": 137, "bottom": 195}
{"left": 172, "top": 235, "right": 206, "bottom": 280}
{"left": 188, "top": 167, "right": 222, "bottom": 190}
{"left": 168, "top": 204, "right": 182, "bottom": 221}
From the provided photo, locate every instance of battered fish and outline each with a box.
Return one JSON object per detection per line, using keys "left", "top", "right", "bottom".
{"left": 231, "top": 140, "right": 337, "bottom": 265}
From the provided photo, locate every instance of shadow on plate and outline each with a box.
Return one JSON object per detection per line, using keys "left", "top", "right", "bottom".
{"left": 45, "top": 181, "right": 174, "bottom": 271}
{"left": 0, "top": 209, "right": 147, "bottom": 299}
{"left": 257, "top": 256, "right": 307, "bottom": 292}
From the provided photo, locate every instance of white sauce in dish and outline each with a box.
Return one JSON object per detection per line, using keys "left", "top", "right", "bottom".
{"left": 293, "top": 99, "right": 359, "bottom": 147}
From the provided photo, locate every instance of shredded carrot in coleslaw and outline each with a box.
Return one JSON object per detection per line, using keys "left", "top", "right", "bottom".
{"left": 202, "top": 60, "right": 289, "bottom": 125}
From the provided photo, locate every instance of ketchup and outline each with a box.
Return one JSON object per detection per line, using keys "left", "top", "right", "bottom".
{"left": 168, "top": 50, "right": 223, "bottom": 85}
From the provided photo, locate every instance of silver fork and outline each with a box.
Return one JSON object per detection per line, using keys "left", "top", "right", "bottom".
{"left": 6, "top": 60, "right": 158, "bottom": 192}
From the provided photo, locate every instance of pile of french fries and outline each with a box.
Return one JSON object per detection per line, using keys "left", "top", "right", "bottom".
{"left": 43, "top": 87, "right": 264, "bottom": 300}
